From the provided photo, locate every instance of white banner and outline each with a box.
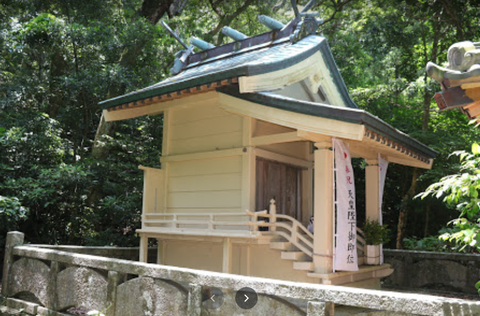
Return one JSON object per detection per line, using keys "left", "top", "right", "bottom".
{"left": 378, "top": 154, "right": 389, "bottom": 265}
{"left": 333, "top": 138, "right": 358, "bottom": 271}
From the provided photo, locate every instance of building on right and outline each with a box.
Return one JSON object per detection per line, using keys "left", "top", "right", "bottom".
{"left": 427, "top": 41, "right": 480, "bottom": 121}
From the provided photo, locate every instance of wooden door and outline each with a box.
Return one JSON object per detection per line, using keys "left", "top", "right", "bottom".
{"left": 255, "top": 158, "right": 303, "bottom": 221}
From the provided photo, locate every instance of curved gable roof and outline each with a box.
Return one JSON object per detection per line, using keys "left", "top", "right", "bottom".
{"left": 99, "top": 35, "right": 357, "bottom": 110}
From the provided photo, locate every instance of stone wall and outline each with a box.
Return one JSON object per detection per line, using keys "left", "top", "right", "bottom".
{"left": 383, "top": 249, "right": 480, "bottom": 295}
{"left": 2, "top": 232, "right": 480, "bottom": 316}
{"left": 28, "top": 244, "right": 158, "bottom": 262}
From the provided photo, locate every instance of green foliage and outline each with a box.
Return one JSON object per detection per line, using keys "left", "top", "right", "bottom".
{"left": 1, "top": 0, "right": 480, "bottom": 256}
{"left": 403, "top": 235, "right": 447, "bottom": 252}
{"left": 0, "top": 196, "right": 29, "bottom": 265}
{"left": 362, "top": 219, "right": 391, "bottom": 245}
{"left": 402, "top": 227, "right": 477, "bottom": 253}
{"left": 0, "top": 196, "right": 28, "bottom": 231}
{"left": 417, "top": 143, "right": 480, "bottom": 253}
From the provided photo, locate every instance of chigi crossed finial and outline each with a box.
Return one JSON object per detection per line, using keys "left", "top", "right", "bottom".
{"left": 162, "top": 0, "right": 322, "bottom": 75}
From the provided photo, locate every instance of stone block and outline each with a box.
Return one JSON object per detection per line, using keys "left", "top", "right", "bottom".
{"left": 56, "top": 266, "right": 108, "bottom": 312}
{"left": 6, "top": 297, "right": 38, "bottom": 315}
{"left": 8, "top": 257, "right": 49, "bottom": 305}
{"left": 114, "top": 277, "right": 187, "bottom": 316}
{"left": 200, "top": 291, "right": 305, "bottom": 316}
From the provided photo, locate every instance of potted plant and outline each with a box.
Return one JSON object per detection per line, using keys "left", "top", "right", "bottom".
{"left": 361, "top": 219, "right": 391, "bottom": 265}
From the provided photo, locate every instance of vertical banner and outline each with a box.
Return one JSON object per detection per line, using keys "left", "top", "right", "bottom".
{"left": 378, "top": 154, "right": 389, "bottom": 265}
{"left": 333, "top": 138, "right": 358, "bottom": 271}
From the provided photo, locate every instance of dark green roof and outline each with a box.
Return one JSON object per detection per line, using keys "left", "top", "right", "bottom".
{"left": 99, "top": 35, "right": 357, "bottom": 110}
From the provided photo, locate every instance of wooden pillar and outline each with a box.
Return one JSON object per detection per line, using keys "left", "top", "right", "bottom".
{"left": 156, "top": 239, "right": 165, "bottom": 264}
{"left": 313, "top": 141, "right": 333, "bottom": 274}
{"left": 139, "top": 234, "right": 148, "bottom": 263}
{"left": 269, "top": 199, "right": 277, "bottom": 231}
{"left": 2, "top": 231, "right": 24, "bottom": 296}
{"left": 241, "top": 117, "right": 256, "bottom": 212}
{"left": 365, "top": 159, "right": 380, "bottom": 222}
{"left": 222, "top": 238, "right": 232, "bottom": 273}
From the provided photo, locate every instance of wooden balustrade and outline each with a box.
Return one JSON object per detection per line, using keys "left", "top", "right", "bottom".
{"left": 246, "top": 209, "right": 315, "bottom": 257}
{"left": 140, "top": 203, "right": 365, "bottom": 262}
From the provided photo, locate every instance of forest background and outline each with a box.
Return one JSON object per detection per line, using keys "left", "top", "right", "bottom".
{"left": 1, "top": 0, "right": 480, "bottom": 255}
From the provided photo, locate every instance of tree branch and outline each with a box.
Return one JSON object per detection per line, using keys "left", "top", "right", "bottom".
{"left": 206, "top": 0, "right": 256, "bottom": 44}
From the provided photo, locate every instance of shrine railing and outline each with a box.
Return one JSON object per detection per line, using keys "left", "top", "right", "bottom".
{"left": 246, "top": 208, "right": 314, "bottom": 257}
{"left": 247, "top": 200, "right": 366, "bottom": 261}
{"left": 139, "top": 212, "right": 264, "bottom": 237}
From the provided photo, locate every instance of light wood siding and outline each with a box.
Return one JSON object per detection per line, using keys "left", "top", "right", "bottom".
{"left": 140, "top": 166, "right": 165, "bottom": 215}
{"left": 169, "top": 104, "right": 243, "bottom": 155}
{"left": 166, "top": 156, "right": 243, "bottom": 212}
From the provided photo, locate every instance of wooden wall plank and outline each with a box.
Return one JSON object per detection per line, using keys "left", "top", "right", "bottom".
{"left": 169, "top": 132, "right": 243, "bottom": 155}
{"left": 168, "top": 156, "right": 242, "bottom": 176}
{"left": 169, "top": 173, "right": 242, "bottom": 192}
{"left": 167, "top": 190, "right": 242, "bottom": 209}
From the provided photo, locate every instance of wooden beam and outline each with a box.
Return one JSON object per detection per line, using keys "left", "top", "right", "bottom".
{"left": 465, "top": 101, "right": 480, "bottom": 118}
{"left": 386, "top": 156, "right": 433, "bottom": 169}
{"left": 219, "top": 93, "right": 364, "bottom": 141}
{"left": 160, "top": 147, "right": 246, "bottom": 163}
{"left": 434, "top": 86, "right": 480, "bottom": 110}
{"left": 296, "top": 130, "right": 331, "bottom": 143}
{"left": 255, "top": 148, "right": 311, "bottom": 169}
{"left": 251, "top": 131, "right": 302, "bottom": 146}
{"left": 461, "top": 82, "right": 480, "bottom": 90}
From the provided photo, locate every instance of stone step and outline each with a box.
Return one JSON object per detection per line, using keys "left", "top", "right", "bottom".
{"left": 281, "top": 251, "right": 309, "bottom": 261}
{"left": 0, "top": 305, "right": 23, "bottom": 316}
{"left": 293, "top": 261, "right": 314, "bottom": 271}
{"left": 270, "top": 241, "right": 294, "bottom": 251}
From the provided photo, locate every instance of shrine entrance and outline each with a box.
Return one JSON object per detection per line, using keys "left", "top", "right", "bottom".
{"left": 255, "top": 157, "right": 304, "bottom": 222}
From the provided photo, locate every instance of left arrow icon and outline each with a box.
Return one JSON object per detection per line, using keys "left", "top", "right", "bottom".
{"left": 210, "top": 294, "right": 215, "bottom": 302}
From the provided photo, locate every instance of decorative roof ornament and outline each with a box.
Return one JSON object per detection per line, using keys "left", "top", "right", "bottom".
{"left": 288, "top": 0, "right": 322, "bottom": 43}
{"left": 427, "top": 41, "right": 480, "bottom": 85}
{"left": 162, "top": 0, "right": 322, "bottom": 75}
{"left": 222, "top": 26, "right": 248, "bottom": 41}
{"left": 427, "top": 40, "right": 480, "bottom": 121}
{"left": 161, "top": 21, "right": 194, "bottom": 75}
{"left": 258, "top": 15, "right": 285, "bottom": 31}
{"left": 190, "top": 37, "right": 216, "bottom": 50}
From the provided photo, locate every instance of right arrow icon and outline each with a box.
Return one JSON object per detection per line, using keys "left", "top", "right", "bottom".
{"left": 235, "top": 287, "right": 258, "bottom": 309}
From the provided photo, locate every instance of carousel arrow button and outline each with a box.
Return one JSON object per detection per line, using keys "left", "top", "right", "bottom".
{"left": 202, "top": 287, "right": 223, "bottom": 309}
{"left": 235, "top": 287, "right": 257, "bottom": 309}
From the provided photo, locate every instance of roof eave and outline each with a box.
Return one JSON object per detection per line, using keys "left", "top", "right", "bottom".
{"left": 217, "top": 86, "right": 437, "bottom": 159}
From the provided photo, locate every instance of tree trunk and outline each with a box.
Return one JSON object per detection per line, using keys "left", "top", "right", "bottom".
{"left": 396, "top": 168, "right": 420, "bottom": 249}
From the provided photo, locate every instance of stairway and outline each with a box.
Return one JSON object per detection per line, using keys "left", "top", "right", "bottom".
{"left": 267, "top": 233, "right": 366, "bottom": 276}
{"left": 268, "top": 235, "right": 315, "bottom": 273}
